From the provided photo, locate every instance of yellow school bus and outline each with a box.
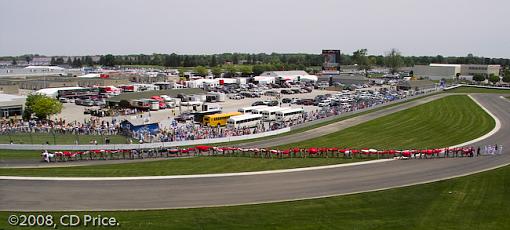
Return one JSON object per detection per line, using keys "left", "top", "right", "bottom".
{"left": 203, "top": 112, "right": 242, "bottom": 127}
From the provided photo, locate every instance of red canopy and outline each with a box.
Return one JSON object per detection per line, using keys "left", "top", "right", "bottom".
{"left": 195, "top": 145, "right": 211, "bottom": 151}
{"left": 308, "top": 148, "right": 318, "bottom": 154}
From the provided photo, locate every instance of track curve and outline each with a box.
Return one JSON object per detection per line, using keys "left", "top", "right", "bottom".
{"left": 0, "top": 94, "right": 509, "bottom": 211}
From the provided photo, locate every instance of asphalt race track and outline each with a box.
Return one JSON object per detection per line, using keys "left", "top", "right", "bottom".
{"left": 0, "top": 94, "right": 509, "bottom": 211}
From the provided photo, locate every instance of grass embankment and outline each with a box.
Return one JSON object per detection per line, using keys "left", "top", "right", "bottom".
{"left": 2, "top": 163, "right": 510, "bottom": 229}
{"left": 224, "top": 92, "right": 440, "bottom": 146}
{"left": 0, "top": 157, "right": 365, "bottom": 177}
{"left": 0, "top": 133, "right": 127, "bottom": 145}
{"left": 0, "top": 149, "right": 41, "bottom": 160}
{"left": 446, "top": 86, "right": 510, "bottom": 94}
{"left": 277, "top": 95, "right": 494, "bottom": 149}
{"left": 0, "top": 95, "right": 493, "bottom": 177}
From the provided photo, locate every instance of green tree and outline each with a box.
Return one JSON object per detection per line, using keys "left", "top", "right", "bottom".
{"left": 55, "top": 57, "right": 64, "bottom": 65}
{"left": 211, "top": 66, "right": 223, "bottom": 77}
{"left": 100, "top": 54, "right": 116, "bottom": 67}
{"left": 252, "top": 64, "right": 267, "bottom": 76}
{"left": 385, "top": 48, "right": 404, "bottom": 74}
{"left": 25, "top": 94, "right": 63, "bottom": 120}
{"left": 224, "top": 65, "right": 238, "bottom": 77}
{"left": 83, "top": 56, "right": 94, "bottom": 66}
{"left": 24, "top": 55, "right": 32, "bottom": 64}
{"left": 71, "top": 58, "right": 82, "bottom": 68}
{"left": 488, "top": 74, "right": 500, "bottom": 84}
{"left": 502, "top": 75, "right": 510, "bottom": 83}
{"left": 210, "top": 55, "right": 218, "bottom": 67}
{"left": 472, "top": 74, "right": 486, "bottom": 82}
{"left": 178, "top": 67, "right": 187, "bottom": 78}
{"left": 194, "top": 66, "right": 208, "bottom": 76}
{"left": 239, "top": 65, "right": 253, "bottom": 76}
{"left": 11, "top": 58, "right": 17, "bottom": 65}
{"left": 503, "top": 70, "right": 510, "bottom": 83}
{"left": 352, "top": 49, "right": 372, "bottom": 76}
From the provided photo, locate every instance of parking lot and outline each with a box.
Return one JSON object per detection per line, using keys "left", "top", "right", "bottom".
{"left": 56, "top": 89, "right": 340, "bottom": 128}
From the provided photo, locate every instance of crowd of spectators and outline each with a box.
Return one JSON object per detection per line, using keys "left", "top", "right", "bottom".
{"left": 0, "top": 117, "right": 121, "bottom": 136}
{"left": 141, "top": 97, "right": 395, "bottom": 143}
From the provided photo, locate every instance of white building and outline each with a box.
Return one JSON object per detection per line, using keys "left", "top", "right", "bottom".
{"left": 413, "top": 64, "right": 501, "bottom": 80}
{"left": 257, "top": 71, "right": 318, "bottom": 82}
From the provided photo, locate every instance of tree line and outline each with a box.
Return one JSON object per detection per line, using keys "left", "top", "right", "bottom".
{"left": 4, "top": 52, "right": 510, "bottom": 69}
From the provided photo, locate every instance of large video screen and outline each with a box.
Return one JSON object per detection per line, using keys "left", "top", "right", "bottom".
{"left": 322, "top": 50, "right": 341, "bottom": 70}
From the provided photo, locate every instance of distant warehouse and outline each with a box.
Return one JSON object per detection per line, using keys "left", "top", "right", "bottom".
{"left": 0, "top": 93, "right": 26, "bottom": 118}
{"left": 413, "top": 64, "right": 500, "bottom": 80}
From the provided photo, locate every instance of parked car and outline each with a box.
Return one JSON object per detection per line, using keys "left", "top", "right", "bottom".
{"left": 229, "top": 94, "right": 245, "bottom": 100}
{"left": 93, "top": 100, "right": 106, "bottom": 106}
{"left": 318, "top": 102, "right": 330, "bottom": 107}
{"left": 82, "top": 99, "right": 94, "bottom": 107}
{"left": 282, "top": 98, "right": 292, "bottom": 103}
{"left": 74, "top": 98, "right": 83, "bottom": 105}
{"left": 174, "top": 113, "right": 194, "bottom": 122}
{"left": 301, "top": 99, "right": 314, "bottom": 105}
{"left": 267, "top": 100, "right": 279, "bottom": 106}
{"left": 59, "top": 97, "right": 70, "bottom": 103}
{"left": 264, "top": 91, "right": 280, "bottom": 96}
{"left": 252, "top": 101, "right": 266, "bottom": 106}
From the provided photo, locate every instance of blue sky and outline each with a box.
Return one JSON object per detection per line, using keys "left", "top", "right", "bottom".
{"left": 1, "top": 0, "right": 509, "bottom": 57}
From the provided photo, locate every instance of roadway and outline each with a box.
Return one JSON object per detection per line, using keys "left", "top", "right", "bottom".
{"left": 0, "top": 94, "right": 509, "bottom": 211}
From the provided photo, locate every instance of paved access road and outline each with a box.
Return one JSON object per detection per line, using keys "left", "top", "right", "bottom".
{"left": 0, "top": 94, "right": 509, "bottom": 211}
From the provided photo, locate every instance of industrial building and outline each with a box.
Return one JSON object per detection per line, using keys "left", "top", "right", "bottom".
{"left": 0, "top": 93, "right": 26, "bottom": 118}
{"left": 257, "top": 71, "right": 318, "bottom": 82}
{"left": 460, "top": 64, "right": 500, "bottom": 77}
{"left": 413, "top": 64, "right": 501, "bottom": 80}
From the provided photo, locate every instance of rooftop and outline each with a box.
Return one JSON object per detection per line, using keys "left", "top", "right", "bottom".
{"left": 0, "top": 93, "right": 26, "bottom": 102}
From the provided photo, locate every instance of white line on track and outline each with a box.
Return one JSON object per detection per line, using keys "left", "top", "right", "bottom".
{"left": 0, "top": 159, "right": 394, "bottom": 181}
{"left": 448, "top": 95, "right": 501, "bottom": 148}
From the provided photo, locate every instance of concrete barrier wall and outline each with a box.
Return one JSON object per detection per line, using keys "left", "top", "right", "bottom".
{"left": 444, "top": 84, "right": 510, "bottom": 91}
{"left": 0, "top": 128, "right": 291, "bottom": 151}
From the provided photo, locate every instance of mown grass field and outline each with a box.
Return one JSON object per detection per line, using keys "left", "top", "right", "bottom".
{"left": 277, "top": 95, "right": 494, "bottom": 149}
{"left": 0, "top": 95, "right": 494, "bottom": 177}
{"left": 2, "top": 163, "right": 509, "bottom": 229}
{"left": 445, "top": 86, "right": 510, "bottom": 94}
{"left": 0, "top": 157, "right": 367, "bottom": 177}
{"left": 0, "top": 133, "right": 128, "bottom": 145}
{"left": 0, "top": 149, "right": 40, "bottom": 160}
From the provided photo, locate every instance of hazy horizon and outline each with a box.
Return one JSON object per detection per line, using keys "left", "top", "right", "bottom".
{"left": 1, "top": 0, "right": 509, "bottom": 58}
